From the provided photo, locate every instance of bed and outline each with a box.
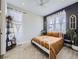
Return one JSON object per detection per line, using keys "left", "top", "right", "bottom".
{"left": 31, "top": 32, "right": 64, "bottom": 59}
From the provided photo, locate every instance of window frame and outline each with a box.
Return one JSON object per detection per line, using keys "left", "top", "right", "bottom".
{"left": 69, "top": 14, "right": 76, "bottom": 29}
{"left": 47, "top": 10, "right": 66, "bottom": 33}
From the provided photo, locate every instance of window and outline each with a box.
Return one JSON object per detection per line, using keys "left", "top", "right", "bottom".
{"left": 47, "top": 10, "right": 66, "bottom": 34}
{"left": 69, "top": 14, "right": 76, "bottom": 29}
{"left": 7, "top": 9, "right": 23, "bottom": 44}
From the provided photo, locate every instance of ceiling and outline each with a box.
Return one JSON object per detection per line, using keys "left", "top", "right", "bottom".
{"left": 7, "top": 0, "right": 78, "bottom": 16}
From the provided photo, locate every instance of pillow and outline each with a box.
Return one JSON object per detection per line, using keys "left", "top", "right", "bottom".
{"left": 47, "top": 32, "right": 59, "bottom": 37}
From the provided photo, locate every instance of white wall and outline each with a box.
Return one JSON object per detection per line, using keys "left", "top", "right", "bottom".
{"left": 7, "top": 4, "right": 43, "bottom": 45}
{"left": 22, "top": 12, "right": 43, "bottom": 43}
{"left": 7, "top": 9, "right": 43, "bottom": 45}
{"left": 1, "top": 0, "right": 7, "bottom": 55}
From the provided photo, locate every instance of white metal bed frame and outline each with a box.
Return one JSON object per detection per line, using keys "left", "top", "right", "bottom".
{"left": 31, "top": 40, "right": 50, "bottom": 54}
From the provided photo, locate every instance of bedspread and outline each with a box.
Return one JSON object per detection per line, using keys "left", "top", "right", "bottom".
{"left": 32, "top": 36, "right": 64, "bottom": 59}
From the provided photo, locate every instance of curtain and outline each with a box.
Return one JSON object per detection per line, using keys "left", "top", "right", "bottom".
{"left": 47, "top": 10, "right": 66, "bottom": 34}
{"left": 7, "top": 9, "right": 23, "bottom": 44}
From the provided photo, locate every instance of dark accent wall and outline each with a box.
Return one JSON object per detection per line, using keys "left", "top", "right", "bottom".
{"left": 43, "top": 2, "right": 78, "bottom": 34}
{"left": 43, "top": 17, "right": 47, "bottom": 34}
{"left": 65, "top": 3, "right": 78, "bottom": 30}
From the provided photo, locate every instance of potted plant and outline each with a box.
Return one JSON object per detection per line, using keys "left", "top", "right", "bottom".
{"left": 66, "top": 29, "right": 78, "bottom": 51}
{"left": 72, "top": 29, "right": 78, "bottom": 51}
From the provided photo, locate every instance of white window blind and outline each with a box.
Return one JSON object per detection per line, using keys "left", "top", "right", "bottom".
{"left": 47, "top": 10, "right": 66, "bottom": 34}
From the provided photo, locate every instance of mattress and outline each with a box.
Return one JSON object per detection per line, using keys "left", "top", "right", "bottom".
{"left": 32, "top": 36, "right": 64, "bottom": 59}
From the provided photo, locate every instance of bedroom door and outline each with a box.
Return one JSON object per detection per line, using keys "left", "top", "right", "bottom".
{"left": 0, "top": 0, "right": 7, "bottom": 56}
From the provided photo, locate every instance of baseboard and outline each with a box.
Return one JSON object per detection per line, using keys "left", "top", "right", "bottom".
{"left": 16, "top": 41, "right": 27, "bottom": 46}
{"left": 72, "top": 45, "right": 78, "bottom": 51}
{"left": 64, "top": 43, "right": 71, "bottom": 46}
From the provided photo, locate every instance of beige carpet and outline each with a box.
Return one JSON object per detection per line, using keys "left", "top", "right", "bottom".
{"left": 3, "top": 42, "right": 78, "bottom": 59}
